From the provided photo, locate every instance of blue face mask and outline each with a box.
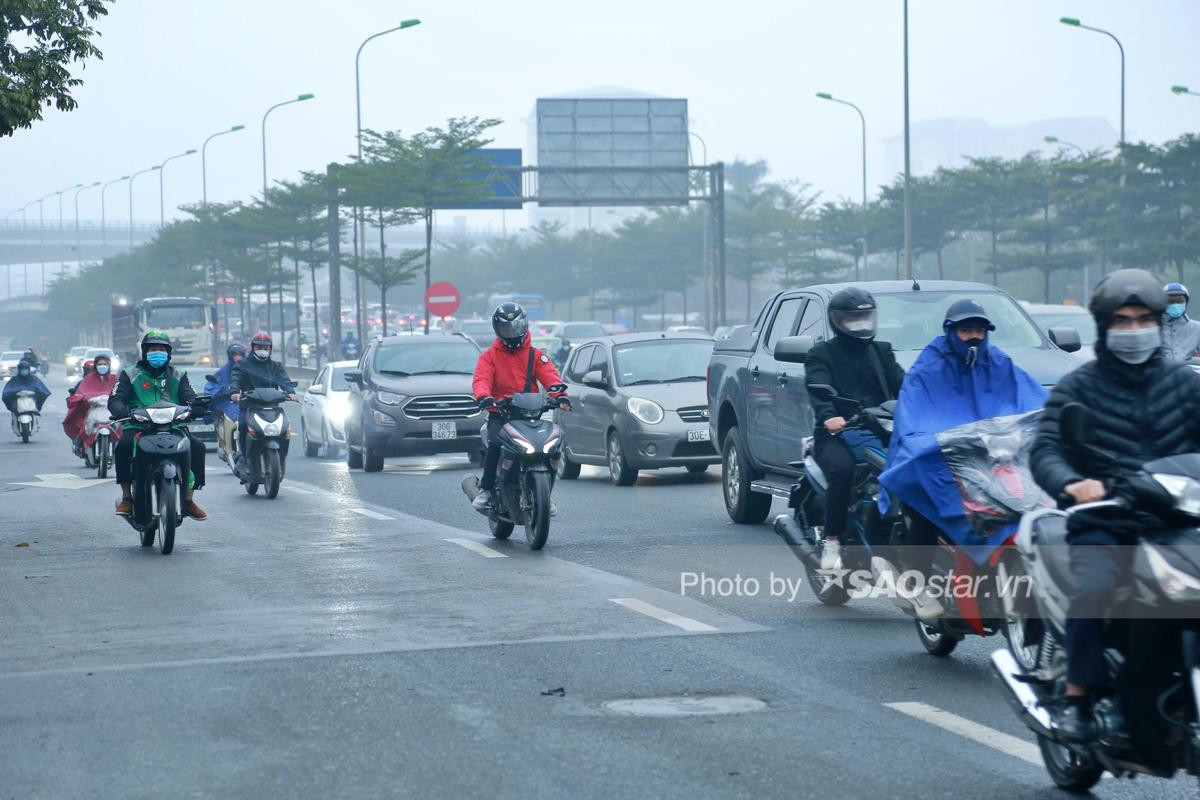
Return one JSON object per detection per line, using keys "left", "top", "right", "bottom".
{"left": 146, "top": 351, "right": 169, "bottom": 368}
{"left": 1166, "top": 303, "right": 1187, "bottom": 320}
{"left": 95, "top": 363, "right": 110, "bottom": 375}
{"left": 17, "top": 368, "right": 30, "bottom": 377}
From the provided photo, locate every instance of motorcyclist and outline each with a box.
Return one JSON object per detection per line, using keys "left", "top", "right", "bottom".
{"left": 879, "top": 299, "right": 1047, "bottom": 619}
{"left": 21, "top": 348, "right": 40, "bottom": 371}
{"left": 230, "top": 333, "right": 295, "bottom": 465}
{"left": 68, "top": 359, "right": 95, "bottom": 396}
{"left": 2, "top": 359, "right": 50, "bottom": 414}
{"left": 205, "top": 343, "right": 245, "bottom": 461}
{"left": 804, "top": 287, "right": 906, "bottom": 571}
{"left": 341, "top": 332, "right": 361, "bottom": 360}
{"left": 471, "top": 302, "right": 570, "bottom": 514}
{"left": 63, "top": 353, "right": 118, "bottom": 447}
{"left": 108, "top": 331, "right": 208, "bottom": 521}
{"left": 1160, "top": 282, "right": 1200, "bottom": 361}
{"left": 1030, "top": 269, "right": 1200, "bottom": 743}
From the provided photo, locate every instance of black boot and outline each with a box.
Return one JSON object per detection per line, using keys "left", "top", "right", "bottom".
{"left": 1055, "top": 700, "right": 1094, "bottom": 744}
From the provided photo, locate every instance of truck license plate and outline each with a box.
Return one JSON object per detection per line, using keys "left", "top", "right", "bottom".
{"left": 432, "top": 421, "right": 457, "bottom": 440}
{"left": 687, "top": 429, "right": 710, "bottom": 442}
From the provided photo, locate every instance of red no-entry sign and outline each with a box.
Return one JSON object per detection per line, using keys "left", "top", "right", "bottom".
{"left": 425, "top": 281, "right": 461, "bottom": 317}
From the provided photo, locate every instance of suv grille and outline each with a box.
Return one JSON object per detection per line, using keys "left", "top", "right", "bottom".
{"left": 677, "top": 405, "right": 710, "bottom": 423}
{"left": 403, "top": 394, "right": 479, "bottom": 420}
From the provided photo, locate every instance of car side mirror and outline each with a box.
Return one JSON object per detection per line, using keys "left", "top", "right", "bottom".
{"left": 1047, "top": 326, "right": 1082, "bottom": 353}
{"left": 1059, "top": 402, "right": 1092, "bottom": 447}
{"left": 582, "top": 370, "right": 608, "bottom": 389}
{"left": 775, "top": 335, "right": 815, "bottom": 364}
{"left": 307, "top": 383, "right": 325, "bottom": 395}
{"left": 344, "top": 371, "right": 363, "bottom": 387}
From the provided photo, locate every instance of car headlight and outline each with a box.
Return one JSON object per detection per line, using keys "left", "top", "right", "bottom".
{"left": 326, "top": 395, "right": 350, "bottom": 423}
{"left": 255, "top": 413, "right": 283, "bottom": 437}
{"left": 199, "top": 354, "right": 213, "bottom": 365}
{"left": 377, "top": 391, "right": 406, "bottom": 406}
{"left": 1153, "top": 473, "right": 1200, "bottom": 516}
{"left": 627, "top": 397, "right": 664, "bottom": 425}
{"left": 1143, "top": 543, "right": 1200, "bottom": 602}
{"left": 372, "top": 409, "right": 396, "bottom": 426}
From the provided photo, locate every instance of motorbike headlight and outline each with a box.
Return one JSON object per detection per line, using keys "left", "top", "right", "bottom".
{"left": 514, "top": 438, "right": 536, "bottom": 454}
{"left": 627, "top": 397, "right": 664, "bottom": 425}
{"left": 147, "top": 407, "right": 176, "bottom": 425}
{"left": 1152, "top": 473, "right": 1200, "bottom": 517}
{"left": 377, "top": 391, "right": 406, "bottom": 406}
{"left": 255, "top": 413, "right": 283, "bottom": 436}
{"left": 1143, "top": 543, "right": 1200, "bottom": 602}
{"left": 199, "top": 354, "right": 213, "bottom": 365}
{"left": 543, "top": 435, "right": 561, "bottom": 454}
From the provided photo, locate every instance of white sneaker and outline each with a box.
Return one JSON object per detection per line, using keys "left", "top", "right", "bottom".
{"left": 472, "top": 489, "right": 492, "bottom": 512}
{"left": 909, "top": 586, "right": 945, "bottom": 620}
{"left": 549, "top": 498, "right": 558, "bottom": 517}
{"left": 820, "top": 538, "right": 841, "bottom": 571}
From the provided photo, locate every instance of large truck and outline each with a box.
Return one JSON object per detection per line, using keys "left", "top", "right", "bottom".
{"left": 112, "top": 297, "right": 216, "bottom": 371}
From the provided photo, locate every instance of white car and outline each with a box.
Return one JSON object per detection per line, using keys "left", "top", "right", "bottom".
{"left": 300, "top": 360, "right": 355, "bottom": 458}
{"left": 1, "top": 350, "right": 27, "bottom": 380}
{"left": 65, "top": 346, "right": 91, "bottom": 373}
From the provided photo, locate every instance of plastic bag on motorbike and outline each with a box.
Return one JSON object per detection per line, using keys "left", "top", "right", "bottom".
{"left": 935, "top": 410, "right": 1052, "bottom": 536}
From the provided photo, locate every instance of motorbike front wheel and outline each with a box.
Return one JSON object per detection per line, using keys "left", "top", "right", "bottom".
{"left": 265, "top": 449, "right": 282, "bottom": 499}
{"left": 19, "top": 424, "right": 29, "bottom": 443}
{"left": 97, "top": 437, "right": 110, "bottom": 479}
{"left": 155, "top": 474, "right": 177, "bottom": 555}
{"left": 1037, "top": 734, "right": 1103, "bottom": 792}
{"left": 524, "top": 470, "right": 551, "bottom": 550}
{"left": 915, "top": 618, "right": 958, "bottom": 656}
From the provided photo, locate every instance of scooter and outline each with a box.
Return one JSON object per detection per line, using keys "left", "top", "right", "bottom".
{"left": 234, "top": 386, "right": 292, "bottom": 498}
{"left": 10, "top": 390, "right": 39, "bottom": 443}
{"left": 115, "top": 397, "right": 209, "bottom": 555}
{"left": 773, "top": 383, "right": 899, "bottom": 606}
{"left": 992, "top": 401, "right": 1200, "bottom": 792}
{"left": 461, "top": 389, "right": 567, "bottom": 551}
{"left": 81, "top": 395, "right": 119, "bottom": 478}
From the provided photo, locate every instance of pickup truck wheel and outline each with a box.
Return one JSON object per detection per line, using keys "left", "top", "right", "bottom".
{"left": 722, "top": 428, "right": 771, "bottom": 524}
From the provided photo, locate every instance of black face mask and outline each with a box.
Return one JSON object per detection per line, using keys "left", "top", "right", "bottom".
{"left": 963, "top": 337, "right": 985, "bottom": 349}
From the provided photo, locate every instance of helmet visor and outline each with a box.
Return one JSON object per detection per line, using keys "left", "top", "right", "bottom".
{"left": 494, "top": 316, "right": 529, "bottom": 342}
{"left": 831, "top": 308, "right": 877, "bottom": 339}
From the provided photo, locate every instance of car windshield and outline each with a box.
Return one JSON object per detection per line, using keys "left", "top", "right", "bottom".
{"left": 564, "top": 322, "right": 607, "bottom": 339}
{"left": 70, "top": 347, "right": 90, "bottom": 356}
{"left": 1030, "top": 312, "right": 1097, "bottom": 345}
{"left": 145, "top": 304, "right": 207, "bottom": 329}
{"left": 330, "top": 368, "right": 351, "bottom": 391}
{"left": 612, "top": 340, "right": 714, "bottom": 386}
{"left": 873, "top": 291, "right": 1044, "bottom": 351}
{"left": 373, "top": 341, "right": 479, "bottom": 376}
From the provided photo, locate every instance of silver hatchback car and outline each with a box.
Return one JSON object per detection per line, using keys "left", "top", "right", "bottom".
{"left": 556, "top": 332, "right": 719, "bottom": 485}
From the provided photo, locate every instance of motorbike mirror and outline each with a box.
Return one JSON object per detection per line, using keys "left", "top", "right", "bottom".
{"left": 205, "top": 374, "right": 218, "bottom": 383}
{"left": 807, "top": 383, "right": 836, "bottom": 400}
{"left": 1059, "top": 402, "right": 1092, "bottom": 447}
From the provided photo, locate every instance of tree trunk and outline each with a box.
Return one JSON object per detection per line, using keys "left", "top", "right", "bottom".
{"left": 661, "top": 291, "right": 667, "bottom": 328}
{"left": 681, "top": 286, "right": 688, "bottom": 325}
{"left": 380, "top": 287, "right": 389, "bottom": 337}
{"left": 422, "top": 209, "right": 433, "bottom": 335}
{"left": 277, "top": 247, "right": 287, "bottom": 367}
{"left": 379, "top": 208, "right": 388, "bottom": 337}
{"left": 308, "top": 236, "right": 321, "bottom": 369}
{"left": 936, "top": 249, "right": 944, "bottom": 280}
{"left": 991, "top": 231, "right": 999, "bottom": 286}
{"left": 293, "top": 237, "right": 302, "bottom": 369}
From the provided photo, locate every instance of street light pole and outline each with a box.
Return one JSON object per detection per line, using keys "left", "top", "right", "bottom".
{"left": 688, "top": 131, "right": 711, "bottom": 329}
{"left": 1172, "top": 85, "right": 1200, "bottom": 100}
{"left": 356, "top": 19, "right": 421, "bottom": 337}
{"left": 73, "top": 181, "right": 101, "bottom": 265}
{"left": 129, "top": 166, "right": 160, "bottom": 249}
{"left": 816, "top": 91, "right": 870, "bottom": 279}
{"left": 100, "top": 176, "right": 130, "bottom": 260}
{"left": 53, "top": 184, "right": 80, "bottom": 292}
{"left": 262, "top": 95, "right": 315, "bottom": 195}
{"left": 158, "top": 149, "right": 197, "bottom": 227}
{"left": 902, "top": 0, "right": 913, "bottom": 281}
{"left": 202, "top": 125, "right": 246, "bottom": 208}
{"left": 1044, "top": 135, "right": 1086, "bottom": 157}
{"left": 1060, "top": 17, "right": 1125, "bottom": 144}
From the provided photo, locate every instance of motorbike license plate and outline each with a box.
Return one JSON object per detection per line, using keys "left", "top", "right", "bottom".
{"left": 432, "top": 421, "right": 457, "bottom": 440}
{"left": 687, "top": 429, "right": 711, "bottom": 442}
{"left": 189, "top": 423, "right": 215, "bottom": 433}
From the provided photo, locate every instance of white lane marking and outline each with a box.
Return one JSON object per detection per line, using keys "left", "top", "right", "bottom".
{"left": 11, "top": 473, "right": 109, "bottom": 490}
{"left": 609, "top": 598, "right": 718, "bottom": 633}
{"left": 444, "top": 538, "right": 507, "bottom": 558}
{"left": 884, "top": 701, "right": 1042, "bottom": 767}
{"left": 349, "top": 507, "right": 394, "bottom": 520}
{"left": 285, "top": 485, "right": 313, "bottom": 494}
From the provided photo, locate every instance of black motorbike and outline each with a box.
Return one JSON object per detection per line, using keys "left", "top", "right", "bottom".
{"left": 993, "top": 402, "right": 1200, "bottom": 792}
{"left": 461, "top": 390, "right": 567, "bottom": 551}
{"left": 234, "top": 385, "right": 293, "bottom": 499}
{"left": 116, "top": 398, "right": 210, "bottom": 555}
{"left": 773, "top": 383, "right": 899, "bottom": 606}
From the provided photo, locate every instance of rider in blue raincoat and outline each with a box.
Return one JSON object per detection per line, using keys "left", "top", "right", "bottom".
{"left": 3, "top": 360, "right": 51, "bottom": 412}
{"left": 879, "top": 299, "right": 1047, "bottom": 617}
{"left": 204, "top": 343, "right": 245, "bottom": 460}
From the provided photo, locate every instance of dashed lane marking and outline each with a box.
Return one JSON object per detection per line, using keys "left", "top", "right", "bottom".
{"left": 884, "top": 701, "right": 1042, "bottom": 767}
{"left": 609, "top": 598, "right": 718, "bottom": 633}
{"left": 443, "top": 538, "right": 507, "bottom": 558}
{"left": 349, "top": 507, "right": 394, "bottom": 520}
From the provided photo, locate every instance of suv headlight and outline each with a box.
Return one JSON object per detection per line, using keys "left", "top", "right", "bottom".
{"left": 1143, "top": 543, "right": 1200, "bottom": 602}
{"left": 1152, "top": 473, "right": 1200, "bottom": 516}
{"left": 377, "top": 391, "right": 407, "bottom": 406}
{"left": 627, "top": 397, "right": 664, "bottom": 425}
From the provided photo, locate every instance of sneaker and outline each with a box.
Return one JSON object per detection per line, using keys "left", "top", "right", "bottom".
{"left": 820, "top": 538, "right": 841, "bottom": 571}
{"left": 1055, "top": 701, "right": 1095, "bottom": 744}
{"left": 472, "top": 489, "right": 492, "bottom": 512}
{"left": 549, "top": 498, "right": 558, "bottom": 517}
{"left": 908, "top": 586, "right": 946, "bottom": 620}
{"left": 115, "top": 497, "right": 133, "bottom": 517}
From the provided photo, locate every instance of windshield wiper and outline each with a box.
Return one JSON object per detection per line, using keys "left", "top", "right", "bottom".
{"left": 378, "top": 369, "right": 412, "bottom": 376}
{"left": 660, "top": 375, "right": 706, "bottom": 382}
{"left": 410, "top": 370, "right": 472, "bottom": 375}
{"left": 623, "top": 379, "right": 663, "bottom": 386}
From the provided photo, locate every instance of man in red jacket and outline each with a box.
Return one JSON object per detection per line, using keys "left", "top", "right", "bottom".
{"left": 472, "top": 302, "right": 570, "bottom": 512}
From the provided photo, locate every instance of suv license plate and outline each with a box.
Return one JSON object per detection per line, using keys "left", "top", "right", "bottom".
{"left": 432, "top": 421, "right": 457, "bottom": 440}
{"left": 687, "top": 429, "right": 710, "bottom": 442}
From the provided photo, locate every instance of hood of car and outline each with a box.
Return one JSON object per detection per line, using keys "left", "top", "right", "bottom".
{"left": 614, "top": 380, "right": 709, "bottom": 411}
{"left": 369, "top": 372, "right": 475, "bottom": 397}
{"left": 892, "top": 345, "right": 1081, "bottom": 386}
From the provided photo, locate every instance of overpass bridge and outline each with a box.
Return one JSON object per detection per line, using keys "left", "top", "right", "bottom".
{"left": 0, "top": 220, "right": 159, "bottom": 267}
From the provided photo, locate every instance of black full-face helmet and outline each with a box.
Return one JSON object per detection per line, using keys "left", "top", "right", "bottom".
{"left": 827, "top": 287, "right": 878, "bottom": 341}
{"left": 1088, "top": 269, "right": 1167, "bottom": 327}
{"left": 491, "top": 302, "right": 529, "bottom": 350}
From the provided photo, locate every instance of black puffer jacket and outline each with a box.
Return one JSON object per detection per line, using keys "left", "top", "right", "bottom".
{"left": 804, "top": 335, "right": 905, "bottom": 437}
{"left": 232, "top": 357, "right": 293, "bottom": 393}
{"left": 1031, "top": 344, "right": 1200, "bottom": 501}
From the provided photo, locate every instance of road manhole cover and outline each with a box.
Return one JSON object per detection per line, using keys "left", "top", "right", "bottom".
{"left": 602, "top": 694, "right": 767, "bottom": 717}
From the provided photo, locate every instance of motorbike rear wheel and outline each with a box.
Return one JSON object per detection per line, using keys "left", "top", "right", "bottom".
{"left": 915, "top": 619, "right": 959, "bottom": 656}
{"left": 489, "top": 516, "right": 514, "bottom": 540}
{"left": 524, "top": 471, "right": 552, "bottom": 550}
{"left": 97, "top": 438, "right": 110, "bottom": 479}
{"left": 156, "top": 475, "right": 177, "bottom": 555}
{"left": 265, "top": 450, "right": 282, "bottom": 499}
{"left": 1037, "top": 734, "right": 1103, "bottom": 792}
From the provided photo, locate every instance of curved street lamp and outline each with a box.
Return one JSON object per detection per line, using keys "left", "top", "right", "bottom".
{"left": 100, "top": 175, "right": 130, "bottom": 259}
{"left": 1060, "top": 17, "right": 1126, "bottom": 143}
{"left": 158, "top": 149, "right": 197, "bottom": 226}
{"left": 1044, "top": 135, "right": 1086, "bottom": 157}
{"left": 129, "top": 166, "right": 160, "bottom": 248}
{"left": 1172, "top": 84, "right": 1200, "bottom": 99}
{"left": 73, "top": 181, "right": 102, "bottom": 258}
{"left": 202, "top": 125, "right": 246, "bottom": 208}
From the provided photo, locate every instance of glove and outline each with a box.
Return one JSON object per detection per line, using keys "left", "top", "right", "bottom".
{"left": 477, "top": 396, "right": 496, "bottom": 410}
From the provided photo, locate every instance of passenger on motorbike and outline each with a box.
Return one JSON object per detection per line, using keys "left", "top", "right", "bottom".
{"left": 804, "top": 287, "right": 906, "bottom": 571}
{"left": 2, "top": 360, "right": 50, "bottom": 414}
{"left": 1030, "top": 269, "right": 1200, "bottom": 742}
{"left": 471, "top": 302, "right": 570, "bottom": 514}
{"left": 230, "top": 333, "right": 295, "bottom": 465}
{"left": 879, "top": 299, "right": 1047, "bottom": 618}
{"left": 206, "top": 343, "right": 245, "bottom": 459}
{"left": 68, "top": 359, "right": 95, "bottom": 396}
{"left": 63, "top": 353, "right": 118, "bottom": 445}
{"left": 1161, "top": 282, "right": 1200, "bottom": 361}
{"left": 21, "top": 348, "right": 40, "bottom": 370}
{"left": 109, "top": 331, "right": 208, "bottom": 521}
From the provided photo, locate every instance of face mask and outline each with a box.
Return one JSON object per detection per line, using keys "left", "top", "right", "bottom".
{"left": 1166, "top": 303, "right": 1187, "bottom": 320}
{"left": 1106, "top": 326, "right": 1160, "bottom": 365}
{"left": 17, "top": 368, "right": 29, "bottom": 377}
{"left": 252, "top": 348, "right": 270, "bottom": 360}
{"left": 146, "top": 351, "right": 169, "bottom": 368}
{"left": 96, "top": 363, "right": 110, "bottom": 375}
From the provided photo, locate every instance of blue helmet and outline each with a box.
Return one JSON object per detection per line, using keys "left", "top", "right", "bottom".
{"left": 1165, "top": 282, "right": 1189, "bottom": 300}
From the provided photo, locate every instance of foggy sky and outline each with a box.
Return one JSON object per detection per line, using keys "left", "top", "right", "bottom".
{"left": 3, "top": 0, "right": 1197, "bottom": 228}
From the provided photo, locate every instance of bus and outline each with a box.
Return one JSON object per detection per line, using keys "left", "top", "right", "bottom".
{"left": 486, "top": 293, "right": 545, "bottom": 321}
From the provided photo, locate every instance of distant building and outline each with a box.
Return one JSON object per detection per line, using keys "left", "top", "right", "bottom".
{"left": 882, "top": 117, "right": 1119, "bottom": 178}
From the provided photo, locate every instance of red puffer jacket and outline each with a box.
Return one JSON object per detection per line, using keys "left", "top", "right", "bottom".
{"left": 472, "top": 334, "right": 565, "bottom": 412}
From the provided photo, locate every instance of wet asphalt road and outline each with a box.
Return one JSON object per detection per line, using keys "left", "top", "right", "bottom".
{"left": 0, "top": 371, "right": 1191, "bottom": 799}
